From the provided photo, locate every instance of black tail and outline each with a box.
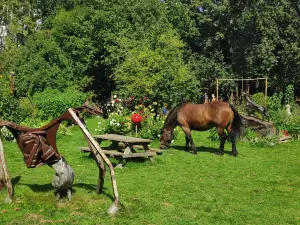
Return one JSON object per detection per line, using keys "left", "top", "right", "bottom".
{"left": 229, "top": 104, "right": 243, "bottom": 138}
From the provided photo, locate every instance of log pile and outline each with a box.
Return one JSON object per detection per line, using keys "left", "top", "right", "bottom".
{"left": 241, "top": 92, "right": 274, "bottom": 137}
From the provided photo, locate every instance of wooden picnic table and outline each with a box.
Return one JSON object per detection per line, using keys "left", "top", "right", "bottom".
{"left": 80, "top": 134, "right": 162, "bottom": 168}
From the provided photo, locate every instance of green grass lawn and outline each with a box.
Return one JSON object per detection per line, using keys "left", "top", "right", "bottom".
{"left": 0, "top": 117, "right": 299, "bottom": 224}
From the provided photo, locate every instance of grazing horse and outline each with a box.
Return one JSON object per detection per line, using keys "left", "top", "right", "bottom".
{"left": 160, "top": 102, "right": 243, "bottom": 156}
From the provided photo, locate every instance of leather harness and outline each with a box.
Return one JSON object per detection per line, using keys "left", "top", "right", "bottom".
{"left": 20, "top": 131, "right": 60, "bottom": 168}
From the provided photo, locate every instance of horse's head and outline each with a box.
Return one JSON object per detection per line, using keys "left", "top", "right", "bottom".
{"left": 160, "top": 128, "right": 173, "bottom": 149}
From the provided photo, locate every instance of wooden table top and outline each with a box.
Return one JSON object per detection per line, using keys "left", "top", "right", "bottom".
{"left": 93, "top": 134, "right": 152, "bottom": 144}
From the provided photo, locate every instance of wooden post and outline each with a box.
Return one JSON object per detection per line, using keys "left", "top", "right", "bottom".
{"left": 216, "top": 79, "right": 219, "bottom": 101}
{"left": 68, "top": 109, "right": 119, "bottom": 215}
{"left": 242, "top": 78, "right": 244, "bottom": 92}
{"left": 0, "top": 138, "right": 13, "bottom": 203}
{"left": 135, "top": 124, "right": 138, "bottom": 137}
{"left": 265, "top": 78, "right": 268, "bottom": 106}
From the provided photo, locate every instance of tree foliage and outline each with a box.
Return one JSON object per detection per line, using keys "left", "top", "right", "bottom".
{"left": 1, "top": 0, "right": 300, "bottom": 109}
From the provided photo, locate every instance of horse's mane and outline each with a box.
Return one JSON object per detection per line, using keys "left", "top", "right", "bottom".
{"left": 163, "top": 103, "right": 184, "bottom": 129}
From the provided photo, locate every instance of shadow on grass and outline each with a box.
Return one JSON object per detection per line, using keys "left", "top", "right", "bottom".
{"left": 18, "top": 182, "right": 106, "bottom": 192}
{"left": 170, "top": 145, "right": 233, "bottom": 155}
{"left": 19, "top": 183, "right": 53, "bottom": 192}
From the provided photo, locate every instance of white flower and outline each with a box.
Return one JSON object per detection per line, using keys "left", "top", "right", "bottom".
{"left": 171, "top": 140, "right": 174, "bottom": 143}
{"left": 113, "top": 95, "right": 117, "bottom": 98}
{"left": 110, "top": 121, "right": 113, "bottom": 125}
{"left": 117, "top": 123, "right": 120, "bottom": 126}
{"left": 158, "top": 134, "right": 161, "bottom": 138}
{"left": 111, "top": 100, "right": 115, "bottom": 104}
{"left": 119, "top": 98, "right": 122, "bottom": 102}
{"left": 98, "top": 122, "right": 101, "bottom": 125}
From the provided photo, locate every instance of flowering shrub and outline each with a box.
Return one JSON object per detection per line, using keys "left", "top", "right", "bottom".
{"left": 0, "top": 126, "right": 15, "bottom": 141}
{"left": 95, "top": 113, "right": 133, "bottom": 135}
{"left": 139, "top": 116, "right": 164, "bottom": 139}
{"left": 94, "top": 94, "right": 177, "bottom": 140}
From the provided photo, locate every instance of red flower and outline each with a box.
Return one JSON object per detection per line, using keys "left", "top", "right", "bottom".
{"left": 115, "top": 98, "right": 119, "bottom": 103}
{"left": 131, "top": 113, "right": 142, "bottom": 124}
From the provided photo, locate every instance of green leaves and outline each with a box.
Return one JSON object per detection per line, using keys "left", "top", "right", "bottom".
{"left": 32, "top": 88, "right": 87, "bottom": 120}
{"left": 1, "top": 0, "right": 300, "bottom": 112}
{"left": 114, "top": 30, "right": 199, "bottom": 104}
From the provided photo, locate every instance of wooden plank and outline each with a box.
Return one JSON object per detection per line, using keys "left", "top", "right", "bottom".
{"left": 131, "top": 145, "right": 163, "bottom": 153}
{"left": 116, "top": 143, "right": 162, "bottom": 154}
{"left": 122, "top": 152, "right": 156, "bottom": 158}
{"left": 79, "top": 147, "right": 157, "bottom": 158}
{"left": 93, "top": 134, "right": 152, "bottom": 144}
{"left": 0, "top": 138, "right": 13, "bottom": 202}
{"left": 79, "top": 146, "right": 124, "bottom": 152}
{"left": 102, "top": 150, "right": 124, "bottom": 156}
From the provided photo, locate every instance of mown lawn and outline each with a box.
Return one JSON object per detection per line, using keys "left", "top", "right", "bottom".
{"left": 0, "top": 117, "right": 299, "bottom": 224}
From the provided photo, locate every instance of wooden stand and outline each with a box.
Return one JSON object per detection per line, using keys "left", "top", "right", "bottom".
{"left": 0, "top": 138, "right": 13, "bottom": 203}
{"left": 68, "top": 109, "right": 119, "bottom": 215}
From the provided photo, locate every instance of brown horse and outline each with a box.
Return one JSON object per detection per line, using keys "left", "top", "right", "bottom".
{"left": 160, "top": 101, "right": 243, "bottom": 156}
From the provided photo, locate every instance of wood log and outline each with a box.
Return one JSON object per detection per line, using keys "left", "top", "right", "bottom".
{"left": 68, "top": 109, "right": 119, "bottom": 215}
{"left": 0, "top": 138, "right": 13, "bottom": 202}
{"left": 242, "top": 92, "right": 269, "bottom": 118}
{"left": 241, "top": 115, "right": 275, "bottom": 136}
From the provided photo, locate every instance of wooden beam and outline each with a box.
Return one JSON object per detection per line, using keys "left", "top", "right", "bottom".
{"left": 68, "top": 109, "right": 119, "bottom": 215}
{"left": 0, "top": 138, "right": 13, "bottom": 203}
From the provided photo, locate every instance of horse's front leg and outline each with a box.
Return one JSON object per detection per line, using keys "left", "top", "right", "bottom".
{"left": 182, "top": 127, "right": 197, "bottom": 154}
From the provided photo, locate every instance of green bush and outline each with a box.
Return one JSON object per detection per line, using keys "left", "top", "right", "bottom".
{"left": 241, "top": 128, "right": 258, "bottom": 142}
{"left": 32, "top": 88, "right": 87, "bottom": 120}
{"left": 0, "top": 74, "right": 22, "bottom": 122}
{"left": 139, "top": 115, "right": 165, "bottom": 140}
{"left": 251, "top": 92, "right": 269, "bottom": 107}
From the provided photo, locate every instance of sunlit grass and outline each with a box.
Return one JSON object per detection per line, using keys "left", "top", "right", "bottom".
{"left": 0, "top": 117, "right": 299, "bottom": 224}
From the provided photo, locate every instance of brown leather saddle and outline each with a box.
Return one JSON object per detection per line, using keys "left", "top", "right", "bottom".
{"left": 19, "top": 131, "right": 60, "bottom": 168}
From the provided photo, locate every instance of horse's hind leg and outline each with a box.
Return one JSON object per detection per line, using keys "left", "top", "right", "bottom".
{"left": 185, "top": 135, "right": 189, "bottom": 151}
{"left": 182, "top": 126, "right": 197, "bottom": 154}
{"left": 217, "top": 127, "right": 226, "bottom": 155}
{"left": 229, "top": 132, "right": 238, "bottom": 157}
{"left": 227, "top": 127, "right": 238, "bottom": 157}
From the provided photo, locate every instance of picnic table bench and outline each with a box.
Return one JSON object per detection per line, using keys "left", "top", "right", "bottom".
{"left": 79, "top": 134, "right": 162, "bottom": 168}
